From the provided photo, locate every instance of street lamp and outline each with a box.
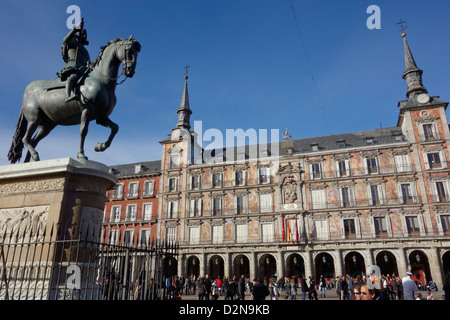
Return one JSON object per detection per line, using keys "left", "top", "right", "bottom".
{"left": 266, "top": 257, "right": 270, "bottom": 265}
{"left": 416, "top": 253, "right": 420, "bottom": 263}
{"left": 322, "top": 256, "right": 326, "bottom": 264}
{"left": 384, "top": 254, "right": 389, "bottom": 263}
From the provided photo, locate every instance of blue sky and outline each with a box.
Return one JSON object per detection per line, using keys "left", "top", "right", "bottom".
{"left": 1, "top": 0, "right": 450, "bottom": 166}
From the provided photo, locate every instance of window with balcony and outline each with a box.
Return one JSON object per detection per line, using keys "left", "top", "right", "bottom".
{"left": 143, "top": 180, "right": 154, "bottom": 196}
{"left": 422, "top": 123, "right": 438, "bottom": 141}
{"left": 311, "top": 188, "right": 326, "bottom": 209}
{"left": 435, "top": 181, "right": 448, "bottom": 202}
{"left": 143, "top": 203, "right": 153, "bottom": 220}
{"left": 373, "top": 216, "right": 388, "bottom": 237}
{"left": 440, "top": 215, "right": 450, "bottom": 235}
{"left": 212, "top": 197, "right": 222, "bottom": 215}
{"left": 428, "top": 152, "right": 442, "bottom": 169}
{"left": 189, "top": 198, "right": 201, "bottom": 217}
{"left": 259, "top": 167, "right": 271, "bottom": 184}
{"left": 108, "top": 229, "right": 119, "bottom": 245}
{"left": 343, "top": 219, "right": 356, "bottom": 239}
{"left": 341, "top": 187, "right": 352, "bottom": 207}
{"left": 369, "top": 184, "right": 385, "bottom": 206}
{"left": 167, "top": 201, "right": 178, "bottom": 219}
{"left": 123, "top": 230, "right": 134, "bottom": 246}
{"left": 312, "top": 219, "right": 328, "bottom": 240}
{"left": 405, "top": 216, "right": 420, "bottom": 236}
{"left": 212, "top": 173, "right": 223, "bottom": 188}
{"left": 126, "top": 204, "right": 137, "bottom": 221}
{"left": 189, "top": 226, "right": 200, "bottom": 244}
{"left": 166, "top": 226, "right": 177, "bottom": 243}
{"left": 400, "top": 183, "right": 414, "bottom": 204}
{"left": 127, "top": 182, "right": 139, "bottom": 198}
{"left": 261, "top": 223, "right": 274, "bottom": 243}
{"left": 235, "top": 171, "right": 245, "bottom": 186}
{"left": 168, "top": 177, "right": 178, "bottom": 192}
{"left": 236, "top": 195, "right": 244, "bottom": 214}
{"left": 212, "top": 225, "right": 223, "bottom": 244}
{"left": 366, "top": 158, "right": 378, "bottom": 174}
{"left": 139, "top": 229, "right": 150, "bottom": 246}
{"left": 310, "top": 163, "right": 322, "bottom": 179}
{"left": 236, "top": 224, "right": 248, "bottom": 243}
{"left": 394, "top": 153, "right": 412, "bottom": 172}
{"left": 112, "top": 183, "right": 124, "bottom": 199}
{"left": 260, "top": 193, "right": 273, "bottom": 213}
{"left": 110, "top": 206, "right": 121, "bottom": 222}
{"left": 190, "top": 175, "right": 201, "bottom": 189}
{"left": 170, "top": 154, "right": 180, "bottom": 169}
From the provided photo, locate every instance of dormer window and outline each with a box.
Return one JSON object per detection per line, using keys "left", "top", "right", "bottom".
{"left": 393, "top": 135, "right": 403, "bottom": 142}
{"left": 311, "top": 144, "right": 319, "bottom": 152}
{"left": 365, "top": 138, "right": 374, "bottom": 145}
{"left": 337, "top": 141, "right": 346, "bottom": 148}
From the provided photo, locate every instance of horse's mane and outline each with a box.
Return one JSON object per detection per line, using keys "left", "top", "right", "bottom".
{"left": 89, "top": 37, "right": 141, "bottom": 70}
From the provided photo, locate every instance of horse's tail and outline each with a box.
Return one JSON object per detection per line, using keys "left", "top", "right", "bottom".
{"left": 7, "top": 109, "right": 27, "bottom": 164}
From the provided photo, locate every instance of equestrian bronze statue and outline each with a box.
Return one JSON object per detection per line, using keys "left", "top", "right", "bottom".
{"left": 8, "top": 21, "right": 141, "bottom": 164}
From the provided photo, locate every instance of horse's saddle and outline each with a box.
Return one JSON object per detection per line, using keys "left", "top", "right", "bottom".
{"left": 43, "top": 72, "right": 87, "bottom": 91}
{"left": 43, "top": 77, "right": 67, "bottom": 91}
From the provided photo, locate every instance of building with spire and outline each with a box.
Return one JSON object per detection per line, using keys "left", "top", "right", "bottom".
{"left": 104, "top": 33, "right": 450, "bottom": 290}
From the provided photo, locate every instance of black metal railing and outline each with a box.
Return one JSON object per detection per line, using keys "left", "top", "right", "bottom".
{"left": 0, "top": 222, "right": 177, "bottom": 300}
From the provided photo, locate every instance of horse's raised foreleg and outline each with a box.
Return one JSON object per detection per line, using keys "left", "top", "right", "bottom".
{"left": 77, "top": 106, "right": 91, "bottom": 160}
{"left": 24, "top": 124, "right": 57, "bottom": 162}
{"left": 94, "top": 117, "right": 119, "bottom": 152}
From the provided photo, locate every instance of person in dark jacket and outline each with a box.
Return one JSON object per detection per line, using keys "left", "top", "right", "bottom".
{"left": 300, "top": 275, "right": 308, "bottom": 300}
{"left": 251, "top": 279, "right": 270, "bottom": 300}
{"left": 226, "top": 276, "right": 238, "bottom": 300}
{"left": 204, "top": 274, "right": 212, "bottom": 300}
{"left": 238, "top": 275, "right": 246, "bottom": 300}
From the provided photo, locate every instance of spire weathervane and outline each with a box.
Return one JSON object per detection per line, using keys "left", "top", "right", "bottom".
{"left": 184, "top": 64, "right": 191, "bottom": 79}
{"left": 397, "top": 19, "right": 408, "bottom": 37}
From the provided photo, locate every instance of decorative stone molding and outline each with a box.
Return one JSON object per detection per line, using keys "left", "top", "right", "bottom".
{"left": 310, "top": 214, "right": 329, "bottom": 221}
{"left": 307, "top": 184, "right": 328, "bottom": 191}
{"left": 360, "top": 151, "right": 382, "bottom": 159}
{"left": 394, "top": 177, "right": 417, "bottom": 183}
{"left": 367, "top": 210, "right": 390, "bottom": 217}
{"left": 389, "top": 148, "right": 411, "bottom": 156}
{"left": 0, "top": 177, "right": 65, "bottom": 195}
{"left": 398, "top": 209, "right": 423, "bottom": 216}
{"left": 364, "top": 179, "right": 386, "bottom": 186}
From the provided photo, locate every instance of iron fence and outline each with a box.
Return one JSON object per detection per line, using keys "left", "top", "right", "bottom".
{"left": 0, "top": 221, "right": 178, "bottom": 300}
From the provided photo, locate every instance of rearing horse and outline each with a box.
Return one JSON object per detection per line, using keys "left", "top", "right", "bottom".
{"left": 8, "top": 36, "right": 141, "bottom": 164}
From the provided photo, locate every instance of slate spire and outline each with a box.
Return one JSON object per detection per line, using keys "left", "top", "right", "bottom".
{"left": 402, "top": 33, "right": 427, "bottom": 98}
{"left": 175, "top": 75, "right": 192, "bottom": 130}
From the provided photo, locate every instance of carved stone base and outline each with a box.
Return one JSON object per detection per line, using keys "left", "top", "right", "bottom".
{"left": 0, "top": 158, "right": 116, "bottom": 256}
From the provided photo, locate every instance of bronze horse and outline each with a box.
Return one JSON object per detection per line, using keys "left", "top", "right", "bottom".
{"left": 8, "top": 36, "right": 141, "bottom": 164}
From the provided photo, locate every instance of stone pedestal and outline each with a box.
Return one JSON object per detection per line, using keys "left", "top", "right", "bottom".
{"left": 0, "top": 158, "right": 116, "bottom": 299}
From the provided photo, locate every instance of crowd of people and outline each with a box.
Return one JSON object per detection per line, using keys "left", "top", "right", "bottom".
{"left": 164, "top": 271, "right": 450, "bottom": 301}
{"left": 335, "top": 271, "right": 448, "bottom": 300}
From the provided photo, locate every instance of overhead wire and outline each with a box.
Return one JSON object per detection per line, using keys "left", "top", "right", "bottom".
{"left": 289, "top": 0, "right": 331, "bottom": 134}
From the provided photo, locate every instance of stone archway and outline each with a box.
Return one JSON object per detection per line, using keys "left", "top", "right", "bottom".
{"left": 258, "top": 254, "right": 277, "bottom": 281}
{"left": 409, "top": 250, "right": 431, "bottom": 285}
{"left": 442, "top": 250, "right": 450, "bottom": 280}
{"left": 314, "top": 252, "right": 335, "bottom": 281}
{"left": 344, "top": 252, "right": 365, "bottom": 278}
{"left": 209, "top": 254, "right": 224, "bottom": 279}
{"left": 286, "top": 253, "right": 305, "bottom": 278}
{"left": 375, "top": 251, "right": 398, "bottom": 277}
{"left": 233, "top": 254, "right": 250, "bottom": 279}
{"left": 186, "top": 255, "right": 200, "bottom": 278}
{"left": 163, "top": 256, "right": 178, "bottom": 278}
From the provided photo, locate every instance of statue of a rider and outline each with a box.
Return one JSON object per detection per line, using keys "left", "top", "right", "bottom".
{"left": 60, "top": 18, "right": 90, "bottom": 103}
